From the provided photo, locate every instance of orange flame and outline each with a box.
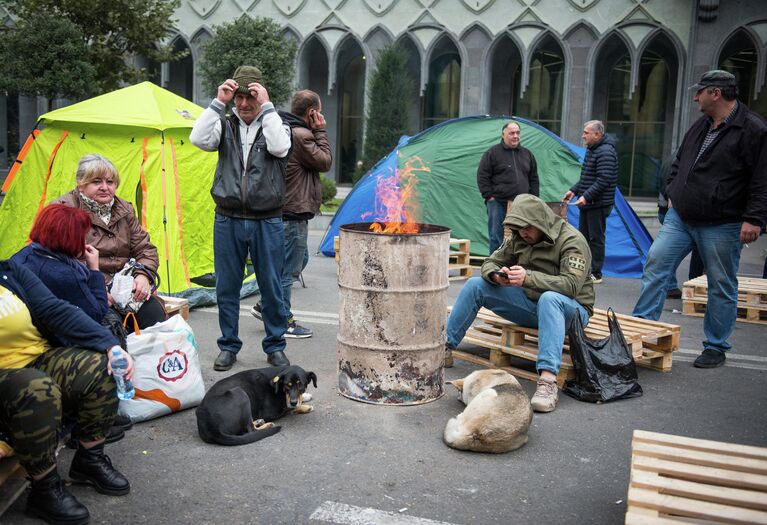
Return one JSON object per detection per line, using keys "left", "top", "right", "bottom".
{"left": 367, "top": 156, "right": 429, "bottom": 234}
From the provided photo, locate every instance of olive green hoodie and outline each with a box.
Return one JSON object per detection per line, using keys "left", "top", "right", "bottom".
{"left": 480, "top": 194, "right": 595, "bottom": 315}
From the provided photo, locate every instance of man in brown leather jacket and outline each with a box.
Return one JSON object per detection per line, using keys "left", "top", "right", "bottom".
{"left": 251, "top": 90, "right": 333, "bottom": 338}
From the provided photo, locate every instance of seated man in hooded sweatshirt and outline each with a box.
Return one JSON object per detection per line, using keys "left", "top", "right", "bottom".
{"left": 445, "top": 194, "right": 595, "bottom": 413}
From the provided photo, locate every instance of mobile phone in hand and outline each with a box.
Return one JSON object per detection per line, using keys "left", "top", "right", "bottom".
{"left": 490, "top": 271, "right": 509, "bottom": 282}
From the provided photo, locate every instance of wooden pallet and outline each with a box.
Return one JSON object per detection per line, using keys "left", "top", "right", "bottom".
{"left": 449, "top": 238, "right": 472, "bottom": 281}
{"left": 160, "top": 295, "right": 190, "bottom": 320}
{"left": 625, "top": 429, "right": 767, "bottom": 524}
{"left": 0, "top": 457, "right": 27, "bottom": 518}
{"left": 450, "top": 307, "right": 680, "bottom": 388}
{"left": 682, "top": 275, "right": 767, "bottom": 324}
{"left": 333, "top": 235, "right": 340, "bottom": 264}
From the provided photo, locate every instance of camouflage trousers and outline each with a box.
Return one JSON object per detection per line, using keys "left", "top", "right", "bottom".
{"left": 0, "top": 347, "right": 117, "bottom": 476}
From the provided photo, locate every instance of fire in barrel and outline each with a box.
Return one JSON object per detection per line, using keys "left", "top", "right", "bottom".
{"left": 337, "top": 157, "right": 449, "bottom": 404}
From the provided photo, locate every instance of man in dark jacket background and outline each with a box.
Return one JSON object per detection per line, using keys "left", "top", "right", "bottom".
{"left": 477, "top": 121, "right": 539, "bottom": 253}
{"left": 633, "top": 70, "right": 767, "bottom": 368}
{"left": 251, "top": 89, "right": 332, "bottom": 339}
{"left": 190, "top": 65, "right": 292, "bottom": 371}
{"left": 563, "top": 120, "right": 618, "bottom": 284}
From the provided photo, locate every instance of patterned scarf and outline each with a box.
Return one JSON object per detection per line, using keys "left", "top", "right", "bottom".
{"left": 79, "top": 192, "right": 114, "bottom": 225}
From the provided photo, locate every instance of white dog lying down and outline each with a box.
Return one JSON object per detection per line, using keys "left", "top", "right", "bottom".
{"left": 444, "top": 369, "right": 533, "bottom": 453}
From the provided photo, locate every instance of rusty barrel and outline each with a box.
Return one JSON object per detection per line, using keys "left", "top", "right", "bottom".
{"left": 337, "top": 222, "right": 450, "bottom": 405}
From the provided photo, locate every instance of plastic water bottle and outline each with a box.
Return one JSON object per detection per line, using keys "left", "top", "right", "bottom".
{"left": 111, "top": 347, "right": 135, "bottom": 400}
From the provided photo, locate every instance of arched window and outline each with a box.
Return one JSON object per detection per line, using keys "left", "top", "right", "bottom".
{"left": 517, "top": 34, "right": 565, "bottom": 135}
{"left": 168, "top": 38, "right": 193, "bottom": 101}
{"left": 336, "top": 37, "right": 365, "bottom": 184}
{"left": 595, "top": 33, "right": 678, "bottom": 197}
{"left": 488, "top": 34, "right": 522, "bottom": 117}
{"left": 719, "top": 30, "right": 767, "bottom": 117}
{"left": 423, "top": 36, "right": 460, "bottom": 129}
{"left": 300, "top": 36, "right": 329, "bottom": 98}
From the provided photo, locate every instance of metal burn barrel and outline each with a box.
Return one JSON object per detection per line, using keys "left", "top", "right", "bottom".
{"left": 337, "top": 222, "right": 450, "bottom": 405}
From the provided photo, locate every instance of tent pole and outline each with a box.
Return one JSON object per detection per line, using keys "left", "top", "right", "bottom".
{"left": 160, "top": 131, "right": 171, "bottom": 294}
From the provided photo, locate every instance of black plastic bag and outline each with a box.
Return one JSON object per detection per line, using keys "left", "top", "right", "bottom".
{"left": 563, "top": 308, "right": 642, "bottom": 403}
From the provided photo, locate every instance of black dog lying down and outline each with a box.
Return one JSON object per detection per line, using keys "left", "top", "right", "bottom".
{"left": 196, "top": 365, "right": 317, "bottom": 446}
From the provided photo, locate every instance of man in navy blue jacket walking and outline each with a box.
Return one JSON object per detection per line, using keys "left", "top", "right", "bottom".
{"left": 563, "top": 120, "right": 618, "bottom": 283}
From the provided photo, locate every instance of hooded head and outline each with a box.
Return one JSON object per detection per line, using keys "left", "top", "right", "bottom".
{"left": 503, "top": 194, "right": 561, "bottom": 245}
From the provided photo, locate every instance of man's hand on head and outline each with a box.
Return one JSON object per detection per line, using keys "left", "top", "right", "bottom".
{"left": 248, "top": 82, "right": 270, "bottom": 105}
{"left": 217, "top": 79, "right": 237, "bottom": 104}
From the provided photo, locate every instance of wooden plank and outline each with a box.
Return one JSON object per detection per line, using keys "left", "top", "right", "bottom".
{"left": 625, "top": 511, "right": 692, "bottom": 524}
{"left": 160, "top": 295, "right": 190, "bottom": 320}
{"left": 0, "top": 477, "right": 27, "bottom": 517}
{"left": 0, "top": 459, "right": 27, "bottom": 518}
{"left": 631, "top": 456, "right": 767, "bottom": 492}
{"left": 0, "top": 458, "right": 21, "bottom": 486}
{"left": 632, "top": 441, "right": 767, "bottom": 475}
{"left": 627, "top": 485, "right": 767, "bottom": 524}
{"left": 631, "top": 470, "right": 767, "bottom": 511}
{"left": 633, "top": 430, "right": 767, "bottom": 461}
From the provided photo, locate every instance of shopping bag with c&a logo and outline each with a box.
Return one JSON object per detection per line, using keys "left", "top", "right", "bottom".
{"left": 118, "top": 314, "right": 205, "bottom": 422}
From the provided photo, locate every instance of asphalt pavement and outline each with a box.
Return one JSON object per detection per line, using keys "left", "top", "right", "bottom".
{"left": 5, "top": 228, "right": 767, "bottom": 525}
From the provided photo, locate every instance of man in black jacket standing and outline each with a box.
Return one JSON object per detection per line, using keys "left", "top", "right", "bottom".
{"left": 477, "top": 121, "right": 539, "bottom": 253}
{"left": 633, "top": 70, "right": 767, "bottom": 368}
{"left": 563, "top": 120, "right": 618, "bottom": 284}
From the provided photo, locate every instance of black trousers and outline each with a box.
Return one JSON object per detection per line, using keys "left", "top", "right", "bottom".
{"left": 578, "top": 205, "right": 612, "bottom": 276}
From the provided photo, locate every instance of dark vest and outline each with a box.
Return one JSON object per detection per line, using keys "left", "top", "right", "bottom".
{"left": 211, "top": 113, "right": 290, "bottom": 219}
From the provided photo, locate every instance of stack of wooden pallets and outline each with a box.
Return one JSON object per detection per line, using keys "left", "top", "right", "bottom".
{"left": 450, "top": 307, "right": 680, "bottom": 388}
{"left": 682, "top": 275, "right": 767, "bottom": 324}
{"left": 448, "top": 238, "right": 472, "bottom": 281}
{"left": 626, "top": 429, "right": 767, "bottom": 524}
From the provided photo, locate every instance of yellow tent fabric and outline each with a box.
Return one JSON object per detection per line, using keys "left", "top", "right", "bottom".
{"left": 0, "top": 82, "right": 218, "bottom": 293}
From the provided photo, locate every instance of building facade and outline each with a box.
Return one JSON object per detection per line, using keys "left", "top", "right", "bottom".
{"left": 4, "top": 0, "right": 767, "bottom": 196}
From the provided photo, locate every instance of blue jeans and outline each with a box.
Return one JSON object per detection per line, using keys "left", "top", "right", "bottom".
{"left": 486, "top": 199, "right": 507, "bottom": 254}
{"left": 213, "top": 213, "right": 287, "bottom": 356}
{"left": 632, "top": 208, "right": 741, "bottom": 353}
{"left": 447, "top": 277, "right": 590, "bottom": 374}
{"left": 281, "top": 219, "right": 308, "bottom": 320}
{"left": 657, "top": 208, "right": 679, "bottom": 291}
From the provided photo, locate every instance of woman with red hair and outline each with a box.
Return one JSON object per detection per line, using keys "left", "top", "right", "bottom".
{"left": 12, "top": 203, "right": 108, "bottom": 321}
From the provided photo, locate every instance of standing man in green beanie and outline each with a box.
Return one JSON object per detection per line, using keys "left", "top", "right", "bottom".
{"left": 190, "top": 65, "right": 292, "bottom": 370}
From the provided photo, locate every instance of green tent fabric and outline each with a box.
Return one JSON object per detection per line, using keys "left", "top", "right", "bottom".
{"left": 402, "top": 117, "right": 581, "bottom": 255}
{"left": 321, "top": 116, "right": 582, "bottom": 256}
{"left": 0, "top": 82, "right": 218, "bottom": 293}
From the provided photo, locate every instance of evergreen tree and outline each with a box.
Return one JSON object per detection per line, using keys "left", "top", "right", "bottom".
{"left": 1, "top": 0, "right": 181, "bottom": 94}
{"left": 197, "top": 16, "right": 297, "bottom": 107}
{"left": 358, "top": 45, "right": 414, "bottom": 181}
{"left": 0, "top": 11, "right": 96, "bottom": 101}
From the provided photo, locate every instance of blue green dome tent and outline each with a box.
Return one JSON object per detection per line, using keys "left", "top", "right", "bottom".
{"left": 319, "top": 115, "right": 652, "bottom": 278}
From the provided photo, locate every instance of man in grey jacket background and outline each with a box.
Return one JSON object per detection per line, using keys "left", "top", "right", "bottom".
{"left": 190, "top": 65, "right": 292, "bottom": 371}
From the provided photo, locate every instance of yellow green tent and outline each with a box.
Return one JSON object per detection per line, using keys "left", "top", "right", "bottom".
{"left": 0, "top": 82, "right": 218, "bottom": 293}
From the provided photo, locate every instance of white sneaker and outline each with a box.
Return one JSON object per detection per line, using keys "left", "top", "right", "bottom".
{"left": 531, "top": 377, "right": 559, "bottom": 413}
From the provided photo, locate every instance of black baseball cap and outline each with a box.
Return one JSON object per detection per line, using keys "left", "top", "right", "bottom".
{"left": 689, "top": 69, "right": 737, "bottom": 91}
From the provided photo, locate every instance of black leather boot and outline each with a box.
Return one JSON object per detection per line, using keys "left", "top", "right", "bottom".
{"left": 26, "top": 468, "right": 90, "bottom": 525}
{"left": 69, "top": 442, "right": 130, "bottom": 496}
